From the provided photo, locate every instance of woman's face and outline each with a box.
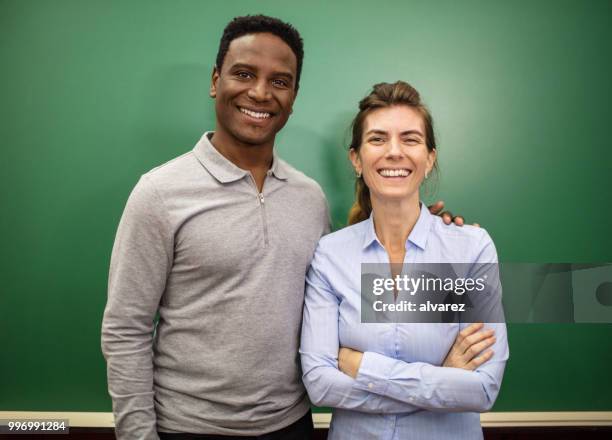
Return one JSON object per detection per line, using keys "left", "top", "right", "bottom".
{"left": 350, "top": 105, "right": 436, "bottom": 204}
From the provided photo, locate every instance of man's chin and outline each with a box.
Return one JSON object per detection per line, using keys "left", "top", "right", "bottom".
{"left": 234, "top": 128, "right": 276, "bottom": 146}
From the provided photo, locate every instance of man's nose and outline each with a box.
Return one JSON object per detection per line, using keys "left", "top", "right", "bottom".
{"left": 247, "top": 79, "right": 272, "bottom": 102}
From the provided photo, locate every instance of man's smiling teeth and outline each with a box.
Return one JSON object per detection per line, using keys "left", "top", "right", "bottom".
{"left": 240, "top": 107, "right": 271, "bottom": 119}
{"left": 378, "top": 169, "right": 411, "bottom": 177}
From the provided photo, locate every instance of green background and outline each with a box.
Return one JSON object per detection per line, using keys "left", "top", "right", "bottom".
{"left": 1, "top": 0, "right": 611, "bottom": 413}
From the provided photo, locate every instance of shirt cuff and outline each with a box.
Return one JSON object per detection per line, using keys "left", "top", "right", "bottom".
{"left": 354, "top": 351, "right": 394, "bottom": 395}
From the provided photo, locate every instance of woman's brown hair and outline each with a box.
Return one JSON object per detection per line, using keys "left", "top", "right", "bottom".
{"left": 347, "top": 81, "right": 438, "bottom": 225}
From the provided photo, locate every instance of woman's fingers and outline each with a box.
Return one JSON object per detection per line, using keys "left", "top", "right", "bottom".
{"left": 457, "top": 323, "right": 484, "bottom": 341}
{"left": 444, "top": 324, "right": 496, "bottom": 370}
{"left": 459, "top": 329, "right": 495, "bottom": 355}
{"left": 466, "top": 349, "right": 495, "bottom": 370}
{"left": 455, "top": 323, "right": 484, "bottom": 348}
{"left": 464, "top": 335, "right": 496, "bottom": 358}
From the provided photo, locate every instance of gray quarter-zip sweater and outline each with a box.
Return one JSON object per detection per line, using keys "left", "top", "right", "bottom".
{"left": 101, "top": 132, "right": 329, "bottom": 439}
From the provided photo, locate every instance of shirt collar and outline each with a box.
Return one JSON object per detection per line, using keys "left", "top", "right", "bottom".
{"left": 192, "top": 132, "right": 288, "bottom": 183}
{"left": 362, "top": 202, "right": 434, "bottom": 251}
{"left": 362, "top": 213, "right": 380, "bottom": 250}
{"left": 269, "top": 150, "right": 289, "bottom": 180}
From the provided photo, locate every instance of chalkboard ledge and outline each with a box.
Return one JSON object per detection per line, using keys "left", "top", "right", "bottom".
{"left": 1, "top": 411, "right": 611, "bottom": 429}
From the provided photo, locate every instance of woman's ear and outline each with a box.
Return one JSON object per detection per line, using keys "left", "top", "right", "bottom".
{"left": 426, "top": 148, "right": 437, "bottom": 176}
{"left": 349, "top": 148, "right": 361, "bottom": 175}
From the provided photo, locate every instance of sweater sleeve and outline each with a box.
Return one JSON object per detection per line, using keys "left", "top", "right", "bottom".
{"left": 101, "top": 175, "right": 173, "bottom": 440}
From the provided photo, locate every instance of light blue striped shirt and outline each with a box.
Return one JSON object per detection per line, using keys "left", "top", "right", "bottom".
{"left": 300, "top": 204, "right": 509, "bottom": 440}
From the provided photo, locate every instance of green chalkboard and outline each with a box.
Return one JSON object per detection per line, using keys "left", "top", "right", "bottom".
{"left": 2, "top": 0, "right": 611, "bottom": 413}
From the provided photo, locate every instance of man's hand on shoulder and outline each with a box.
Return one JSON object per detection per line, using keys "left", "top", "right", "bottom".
{"left": 427, "top": 201, "right": 480, "bottom": 227}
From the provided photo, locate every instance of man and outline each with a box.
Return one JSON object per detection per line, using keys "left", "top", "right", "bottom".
{"left": 101, "top": 14, "right": 463, "bottom": 440}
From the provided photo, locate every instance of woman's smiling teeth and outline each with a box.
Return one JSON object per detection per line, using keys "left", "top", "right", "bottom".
{"left": 239, "top": 107, "right": 272, "bottom": 119}
{"left": 378, "top": 168, "right": 411, "bottom": 177}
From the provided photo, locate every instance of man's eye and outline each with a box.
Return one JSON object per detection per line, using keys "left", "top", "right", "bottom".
{"left": 236, "top": 71, "right": 253, "bottom": 79}
{"left": 272, "top": 79, "right": 288, "bottom": 88}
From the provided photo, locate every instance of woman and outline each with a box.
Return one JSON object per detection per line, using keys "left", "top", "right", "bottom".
{"left": 300, "top": 81, "right": 508, "bottom": 439}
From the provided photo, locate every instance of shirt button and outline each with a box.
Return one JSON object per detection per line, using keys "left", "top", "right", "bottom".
{"left": 267, "top": 170, "right": 273, "bottom": 176}
{"left": 368, "top": 383, "right": 374, "bottom": 389}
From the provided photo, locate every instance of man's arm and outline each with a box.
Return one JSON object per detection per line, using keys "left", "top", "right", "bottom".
{"left": 101, "top": 175, "right": 173, "bottom": 439}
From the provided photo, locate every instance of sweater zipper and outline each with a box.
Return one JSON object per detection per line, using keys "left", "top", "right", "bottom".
{"left": 258, "top": 192, "right": 269, "bottom": 246}
{"left": 249, "top": 174, "right": 269, "bottom": 246}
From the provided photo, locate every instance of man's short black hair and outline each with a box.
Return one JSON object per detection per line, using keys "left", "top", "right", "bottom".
{"left": 216, "top": 14, "right": 304, "bottom": 92}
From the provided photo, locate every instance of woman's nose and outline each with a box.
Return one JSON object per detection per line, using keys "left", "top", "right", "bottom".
{"left": 385, "top": 139, "right": 404, "bottom": 158}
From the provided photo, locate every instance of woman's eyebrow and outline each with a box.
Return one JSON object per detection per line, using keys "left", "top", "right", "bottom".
{"left": 400, "top": 130, "right": 424, "bottom": 136}
{"left": 365, "top": 129, "right": 424, "bottom": 136}
{"left": 365, "top": 129, "right": 388, "bottom": 136}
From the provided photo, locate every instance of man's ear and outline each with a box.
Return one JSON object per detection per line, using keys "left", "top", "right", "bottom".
{"left": 210, "top": 66, "right": 220, "bottom": 98}
{"left": 288, "top": 88, "right": 298, "bottom": 114}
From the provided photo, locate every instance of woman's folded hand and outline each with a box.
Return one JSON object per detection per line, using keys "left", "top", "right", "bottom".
{"left": 442, "top": 323, "right": 496, "bottom": 370}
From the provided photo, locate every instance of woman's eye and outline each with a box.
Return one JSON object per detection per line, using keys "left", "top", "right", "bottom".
{"left": 369, "top": 137, "right": 384, "bottom": 143}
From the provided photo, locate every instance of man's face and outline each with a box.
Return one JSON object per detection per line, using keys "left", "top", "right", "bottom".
{"left": 210, "top": 33, "right": 298, "bottom": 147}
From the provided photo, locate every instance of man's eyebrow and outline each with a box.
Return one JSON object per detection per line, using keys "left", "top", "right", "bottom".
{"left": 228, "top": 63, "right": 294, "bottom": 81}
{"left": 228, "top": 62, "right": 257, "bottom": 71}
{"left": 273, "top": 71, "right": 295, "bottom": 81}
